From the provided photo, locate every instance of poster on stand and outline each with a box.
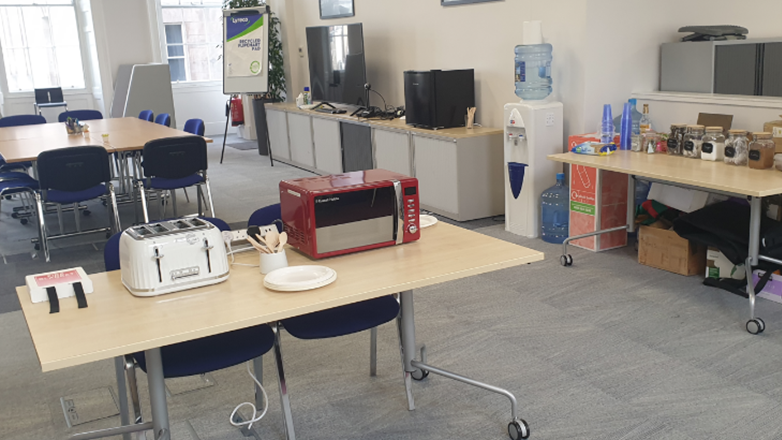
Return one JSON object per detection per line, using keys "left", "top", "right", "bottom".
{"left": 225, "top": 12, "right": 265, "bottom": 78}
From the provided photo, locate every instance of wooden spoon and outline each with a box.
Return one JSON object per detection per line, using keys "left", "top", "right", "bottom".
{"left": 276, "top": 232, "right": 287, "bottom": 253}
{"left": 247, "top": 236, "right": 271, "bottom": 253}
{"left": 265, "top": 228, "right": 279, "bottom": 252}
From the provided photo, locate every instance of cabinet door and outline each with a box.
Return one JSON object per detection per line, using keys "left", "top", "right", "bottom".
{"left": 763, "top": 42, "right": 782, "bottom": 97}
{"left": 413, "top": 135, "right": 458, "bottom": 214}
{"left": 374, "top": 128, "right": 412, "bottom": 176}
{"left": 287, "top": 113, "right": 315, "bottom": 167}
{"left": 312, "top": 117, "right": 342, "bottom": 174}
{"left": 341, "top": 122, "right": 373, "bottom": 172}
{"left": 714, "top": 44, "right": 758, "bottom": 95}
{"left": 266, "top": 109, "right": 290, "bottom": 160}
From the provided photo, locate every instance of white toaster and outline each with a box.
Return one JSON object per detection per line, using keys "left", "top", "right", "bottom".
{"left": 119, "top": 218, "right": 230, "bottom": 297}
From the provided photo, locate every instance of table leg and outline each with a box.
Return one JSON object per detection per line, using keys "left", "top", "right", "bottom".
{"left": 627, "top": 175, "right": 636, "bottom": 234}
{"left": 113, "top": 357, "right": 131, "bottom": 440}
{"left": 145, "top": 348, "right": 170, "bottom": 440}
{"left": 398, "top": 290, "right": 417, "bottom": 411}
{"left": 744, "top": 196, "right": 765, "bottom": 334}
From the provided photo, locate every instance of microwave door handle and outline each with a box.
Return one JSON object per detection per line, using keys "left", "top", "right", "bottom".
{"left": 393, "top": 180, "right": 404, "bottom": 245}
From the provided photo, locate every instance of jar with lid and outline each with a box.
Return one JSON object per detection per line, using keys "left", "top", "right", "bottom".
{"left": 748, "top": 132, "right": 775, "bottom": 169}
{"left": 724, "top": 130, "right": 749, "bottom": 166}
{"left": 666, "top": 124, "right": 686, "bottom": 155}
{"left": 640, "top": 132, "right": 661, "bottom": 154}
{"left": 682, "top": 125, "right": 704, "bottom": 158}
{"left": 701, "top": 127, "right": 725, "bottom": 161}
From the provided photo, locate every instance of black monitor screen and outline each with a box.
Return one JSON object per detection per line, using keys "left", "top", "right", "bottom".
{"left": 305, "top": 23, "right": 368, "bottom": 106}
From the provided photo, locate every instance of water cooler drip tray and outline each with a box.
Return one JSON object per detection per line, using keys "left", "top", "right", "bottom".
{"left": 508, "top": 162, "right": 527, "bottom": 199}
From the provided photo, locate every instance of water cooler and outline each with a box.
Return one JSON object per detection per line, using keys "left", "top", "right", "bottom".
{"left": 504, "top": 101, "right": 563, "bottom": 237}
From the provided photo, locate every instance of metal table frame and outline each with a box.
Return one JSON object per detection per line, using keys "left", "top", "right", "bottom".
{"left": 560, "top": 174, "right": 769, "bottom": 334}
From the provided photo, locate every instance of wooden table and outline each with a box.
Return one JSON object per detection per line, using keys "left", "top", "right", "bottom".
{"left": 548, "top": 151, "right": 782, "bottom": 334}
{"left": 17, "top": 222, "right": 544, "bottom": 439}
{"left": 0, "top": 117, "right": 213, "bottom": 163}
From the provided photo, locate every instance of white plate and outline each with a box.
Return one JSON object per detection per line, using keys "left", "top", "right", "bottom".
{"left": 263, "top": 265, "right": 337, "bottom": 291}
{"left": 420, "top": 215, "right": 438, "bottom": 229}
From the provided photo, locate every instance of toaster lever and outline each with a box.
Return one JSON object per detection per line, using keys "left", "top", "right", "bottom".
{"left": 204, "top": 238, "right": 212, "bottom": 273}
{"left": 153, "top": 247, "right": 163, "bottom": 283}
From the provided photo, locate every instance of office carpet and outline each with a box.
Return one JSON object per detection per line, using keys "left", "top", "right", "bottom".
{"left": 3, "top": 138, "right": 782, "bottom": 439}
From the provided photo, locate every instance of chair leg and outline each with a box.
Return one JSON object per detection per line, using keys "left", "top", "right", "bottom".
{"left": 73, "top": 202, "right": 81, "bottom": 233}
{"left": 370, "top": 327, "right": 378, "bottom": 377}
{"left": 109, "top": 183, "right": 121, "bottom": 233}
{"left": 123, "top": 355, "right": 144, "bottom": 425}
{"left": 56, "top": 203, "right": 64, "bottom": 235}
{"left": 158, "top": 191, "right": 165, "bottom": 220}
{"left": 171, "top": 190, "right": 178, "bottom": 218}
{"left": 183, "top": 188, "right": 190, "bottom": 203}
{"left": 252, "top": 356, "right": 264, "bottom": 410}
{"left": 196, "top": 186, "right": 203, "bottom": 217}
{"left": 138, "top": 181, "right": 150, "bottom": 223}
{"left": 204, "top": 176, "right": 216, "bottom": 218}
{"left": 272, "top": 323, "right": 296, "bottom": 440}
{"left": 35, "top": 193, "right": 50, "bottom": 262}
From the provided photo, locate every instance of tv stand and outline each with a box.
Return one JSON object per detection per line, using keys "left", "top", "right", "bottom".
{"left": 312, "top": 102, "right": 346, "bottom": 114}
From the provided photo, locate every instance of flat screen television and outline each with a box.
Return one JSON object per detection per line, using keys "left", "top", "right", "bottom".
{"left": 306, "top": 23, "right": 368, "bottom": 107}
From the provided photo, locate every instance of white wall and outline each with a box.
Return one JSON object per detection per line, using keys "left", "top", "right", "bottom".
{"left": 281, "top": 0, "right": 782, "bottom": 142}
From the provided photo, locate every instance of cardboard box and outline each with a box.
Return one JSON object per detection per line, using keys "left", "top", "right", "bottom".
{"left": 706, "top": 247, "right": 745, "bottom": 280}
{"left": 752, "top": 270, "right": 782, "bottom": 304}
{"left": 638, "top": 226, "right": 706, "bottom": 276}
{"left": 763, "top": 117, "right": 782, "bottom": 153}
{"left": 568, "top": 133, "right": 627, "bottom": 252}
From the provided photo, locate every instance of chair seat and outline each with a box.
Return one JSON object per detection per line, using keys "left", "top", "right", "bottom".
{"left": 133, "top": 325, "right": 275, "bottom": 378}
{"left": 0, "top": 179, "right": 38, "bottom": 194}
{"left": 46, "top": 184, "right": 105, "bottom": 204}
{"left": 148, "top": 174, "right": 203, "bottom": 190}
{"left": 283, "top": 295, "right": 400, "bottom": 340}
{"left": 0, "top": 171, "right": 35, "bottom": 182}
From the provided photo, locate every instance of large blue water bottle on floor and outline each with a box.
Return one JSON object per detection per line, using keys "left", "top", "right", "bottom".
{"left": 541, "top": 173, "right": 569, "bottom": 244}
{"left": 514, "top": 20, "right": 552, "bottom": 100}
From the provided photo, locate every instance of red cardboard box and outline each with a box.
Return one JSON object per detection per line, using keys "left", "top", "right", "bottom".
{"left": 568, "top": 133, "right": 628, "bottom": 252}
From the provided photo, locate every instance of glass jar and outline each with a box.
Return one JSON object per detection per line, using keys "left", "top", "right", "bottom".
{"left": 666, "top": 123, "right": 686, "bottom": 155}
{"left": 640, "top": 132, "right": 661, "bottom": 154}
{"left": 748, "top": 132, "right": 775, "bottom": 170}
{"left": 701, "top": 127, "right": 725, "bottom": 161}
{"left": 682, "top": 125, "right": 704, "bottom": 158}
{"left": 724, "top": 129, "right": 749, "bottom": 166}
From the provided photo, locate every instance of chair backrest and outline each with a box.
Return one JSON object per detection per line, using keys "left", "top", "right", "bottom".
{"left": 34, "top": 87, "right": 64, "bottom": 105}
{"left": 104, "top": 217, "right": 230, "bottom": 271}
{"left": 142, "top": 136, "right": 208, "bottom": 179}
{"left": 58, "top": 110, "right": 103, "bottom": 123}
{"left": 183, "top": 119, "right": 205, "bottom": 136}
{"left": 37, "top": 146, "right": 111, "bottom": 192}
{"left": 138, "top": 110, "right": 154, "bottom": 122}
{"left": 248, "top": 204, "right": 283, "bottom": 232}
{"left": 0, "top": 114, "right": 46, "bottom": 127}
{"left": 155, "top": 113, "right": 171, "bottom": 127}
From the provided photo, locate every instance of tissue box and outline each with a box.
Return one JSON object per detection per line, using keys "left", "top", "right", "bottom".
{"left": 706, "top": 247, "right": 745, "bottom": 280}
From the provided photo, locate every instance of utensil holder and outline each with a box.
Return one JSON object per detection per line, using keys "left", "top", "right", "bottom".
{"left": 260, "top": 249, "right": 288, "bottom": 275}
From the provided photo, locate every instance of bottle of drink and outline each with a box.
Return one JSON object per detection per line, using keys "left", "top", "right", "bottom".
{"left": 541, "top": 173, "right": 569, "bottom": 244}
{"left": 303, "top": 87, "right": 311, "bottom": 105}
{"left": 639, "top": 104, "right": 652, "bottom": 133}
{"left": 514, "top": 21, "right": 552, "bottom": 100}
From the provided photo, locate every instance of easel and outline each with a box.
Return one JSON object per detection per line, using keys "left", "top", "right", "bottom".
{"left": 219, "top": 95, "right": 275, "bottom": 168}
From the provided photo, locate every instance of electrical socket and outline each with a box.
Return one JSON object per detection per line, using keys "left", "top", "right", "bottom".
{"left": 545, "top": 112, "right": 555, "bottom": 127}
{"left": 298, "top": 46, "right": 304, "bottom": 58}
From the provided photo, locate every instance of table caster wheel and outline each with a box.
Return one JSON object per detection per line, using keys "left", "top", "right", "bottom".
{"left": 508, "top": 419, "right": 530, "bottom": 440}
{"left": 83, "top": 209, "right": 91, "bottom": 216}
{"left": 34, "top": 244, "right": 40, "bottom": 251}
{"left": 411, "top": 368, "right": 429, "bottom": 381}
{"left": 746, "top": 318, "right": 765, "bottom": 335}
{"left": 560, "top": 254, "right": 573, "bottom": 267}
{"left": 20, "top": 218, "right": 28, "bottom": 225}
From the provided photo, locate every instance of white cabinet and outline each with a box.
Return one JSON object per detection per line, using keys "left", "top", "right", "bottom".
{"left": 374, "top": 128, "right": 412, "bottom": 176}
{"left": 312, "top": 117, "right": 342, "bottom": 174}
{"left": 287, "top": 113, "right": 315, "bottom": 168}
{"left": 266, "top": 109, "right": 290, "bottom": 160}
{"left": 413, "top": 136, "right": 459, "bottom": 215}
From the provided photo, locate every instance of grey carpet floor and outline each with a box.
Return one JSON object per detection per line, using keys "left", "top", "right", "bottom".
{"left": 3, "top": 137, "right": 782, "bottom": 439}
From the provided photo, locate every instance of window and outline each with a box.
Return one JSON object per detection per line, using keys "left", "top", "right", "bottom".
{"left": 0, "top": 0, "right": 86, "bottom": 92}
{"left": 161, "top": 0, "right": 223, "bottom": 83}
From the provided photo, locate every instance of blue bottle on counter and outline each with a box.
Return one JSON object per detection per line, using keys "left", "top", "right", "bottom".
{"left": 514, "top": 21, "right": 552, "bottom": 100}
{"left": 541, "top": 173, "right": 569, "bottom": 244}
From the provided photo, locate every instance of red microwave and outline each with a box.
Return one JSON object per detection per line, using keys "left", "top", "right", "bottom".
{"left": 279, "top": 169, "right": 421, "bottom": 259}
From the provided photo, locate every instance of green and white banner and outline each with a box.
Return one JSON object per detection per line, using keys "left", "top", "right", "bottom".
{"left": 225, "top": 13, "right": 264, "bottom": 78}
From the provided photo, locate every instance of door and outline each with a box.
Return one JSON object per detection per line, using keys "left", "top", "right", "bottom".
{"left": 413, "top": 135, "right": 458, "bottom": 214}
{"left": 312, "top": 117, "right": 342, "bottom": 174}
{"left": 287, "top": 113, "right": 315, "bottom": 167}
{"left": 267, "top": 109, "right": 290, "bottom": 160}
{"left": 374, "top": 128, "right": 412, "bottom": 176}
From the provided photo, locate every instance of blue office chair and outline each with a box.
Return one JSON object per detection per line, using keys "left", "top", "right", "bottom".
{"left": 0, "top": 114, "right": 46, "bottom": 127}
{"left": 184, "top": 118, "right": 205, "bottom": 136}
{"left": 249, "top": 204, "right": 404, "bottom": 438}
{"left": 58, "top": 110, "right": 103, "bottom": 122}
{"left": 104, "top": 221, "right": 277, "bottom": 430}
{"left": 138, "top": 136, "right": 215, "bottom": 221}
{"left": 36, "top": 146, "right": 120, "bottom": 262}
{"left": 0, "top": 173, "right": 39, "bottom": 226}
{"left": 155, "top": 113, "right": 171, "bottom": 127}
{"left": 138, "top": 110, "right": 154, "bottom": 122}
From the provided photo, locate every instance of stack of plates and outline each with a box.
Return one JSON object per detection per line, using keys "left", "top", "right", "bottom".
{"left": 263, "top": 265, "right": 337, "bottom": 292}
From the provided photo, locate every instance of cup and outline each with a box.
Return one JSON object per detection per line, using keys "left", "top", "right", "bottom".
{"left": 102, "top": 133, "right": 110, "bottom": 145}
{"left": 260, "top": 249, "right": 288, "bottom": 275}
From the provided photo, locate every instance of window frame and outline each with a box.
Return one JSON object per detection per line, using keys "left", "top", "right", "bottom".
{"left": 158, "top": 0, "right": 223, "bottom": 86}
{"left": 0, "top": 0, "right": 90, "bottom": 95}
